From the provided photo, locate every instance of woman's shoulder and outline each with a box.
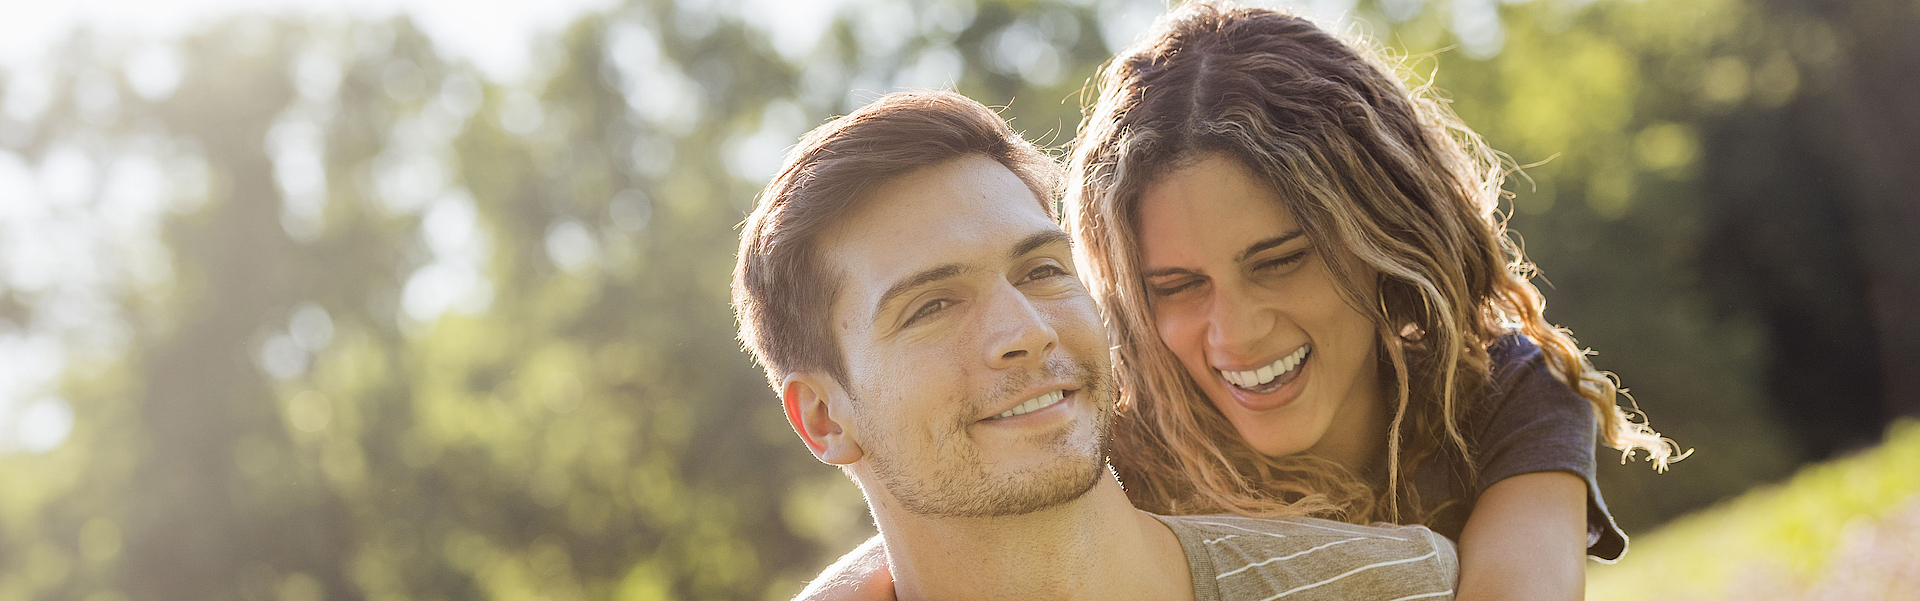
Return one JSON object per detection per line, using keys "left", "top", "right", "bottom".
{"left": 1485, "top": 330, "right": 1547, "bottom": 386}
{"left": 1467, "top": 330, "right": 1592, "bottom": 433}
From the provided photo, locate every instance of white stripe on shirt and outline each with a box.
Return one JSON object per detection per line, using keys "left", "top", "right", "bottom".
{"left": 1216, "top": 537, "right": 1370, "bottom": 578}
{"left": 1384, "top": 591, "right": 1454, "bottom": 601}
{"left": 1188, "top": 521, "right": 1292, "bottom": 539}
{"left": 1257, "top": 550, "right": 1440, "bottom": 600}
{"left": 1204, "top": 515, "right": 1411, "bottom": 541}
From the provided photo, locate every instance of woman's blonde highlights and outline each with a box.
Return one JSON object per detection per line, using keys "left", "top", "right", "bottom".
{"left": 1066, "top": 2, "right": 1684, "bottom": 524}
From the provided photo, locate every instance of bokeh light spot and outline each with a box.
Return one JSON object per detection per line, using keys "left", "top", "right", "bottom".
{"left": 16, "top": 396, "right": 73, "bottom": 454}
{"left": 287, "top": 390, "right": 332, "bottom": 433}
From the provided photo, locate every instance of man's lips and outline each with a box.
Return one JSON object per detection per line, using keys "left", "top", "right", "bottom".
{"left": 980, "top": 386, "right": 1076, "bottom": 422}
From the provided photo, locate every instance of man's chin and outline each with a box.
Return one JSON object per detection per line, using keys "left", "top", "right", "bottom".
{"left": 866, "top": 372, "right": 1115, "bottom": 519}
{"left": 874, "top": 449, "right": 1108, "bottom": 519}
{"left": 953, "top": 454, "right": 1106, "bottom": 519}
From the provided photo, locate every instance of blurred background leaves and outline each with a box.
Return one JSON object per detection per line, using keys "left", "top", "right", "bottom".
{"left": 0, "top": 0, "right": 1913, "bottom": 599}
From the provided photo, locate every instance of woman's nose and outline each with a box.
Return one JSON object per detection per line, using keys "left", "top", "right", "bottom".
{"left": 1205, "top": 284, "right": 1275, "bottom": 358}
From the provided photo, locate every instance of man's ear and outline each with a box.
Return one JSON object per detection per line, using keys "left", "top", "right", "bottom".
{"left": 782, "top": 372, "right": 864, "bottom": 466}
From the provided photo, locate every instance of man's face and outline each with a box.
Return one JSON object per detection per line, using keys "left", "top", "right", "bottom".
{"left": 821, "top": 154, "right": 1115, "bottom": 519}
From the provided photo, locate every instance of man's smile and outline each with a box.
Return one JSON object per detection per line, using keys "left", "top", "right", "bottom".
{"left": 982, "top": 388, "right": 1073, "bottom": 422}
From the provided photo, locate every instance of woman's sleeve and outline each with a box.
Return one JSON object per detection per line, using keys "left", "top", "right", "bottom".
{"left": 1471, "top": 334, "right": 1629, "bottom": 561}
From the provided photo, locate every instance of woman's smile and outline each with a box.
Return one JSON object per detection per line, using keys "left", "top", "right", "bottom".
{"left": 1218, "top": 343, "right": 1310, "bottom": 392}
{"left": 1216, "top": 343, "right": 1312, "bottom": 411}
{"left": 1136, "top": 153, "right": 1386, "bottom": 462}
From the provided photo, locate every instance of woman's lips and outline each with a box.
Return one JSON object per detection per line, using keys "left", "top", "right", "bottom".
{"left": 1221, "top": 351, "right": 1310, "bottom": 412}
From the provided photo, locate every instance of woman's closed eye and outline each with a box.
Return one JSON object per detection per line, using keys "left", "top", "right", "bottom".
{"left": 1253, "top": 250, "right": 1309, "bottom": 274}
{"left": 1150, "top": 277, "right": 1203, "bottom": 297}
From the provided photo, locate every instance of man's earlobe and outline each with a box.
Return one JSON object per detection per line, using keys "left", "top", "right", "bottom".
{"left": 782, "top": 373, "right": 863, "bottom": 466}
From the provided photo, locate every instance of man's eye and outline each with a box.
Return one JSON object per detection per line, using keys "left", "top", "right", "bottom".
{"left": 1024, "top": 264, "right": 1069, "bottom": 282}
{"left": 904, "top": 299, "right": 951, "bottom": 326}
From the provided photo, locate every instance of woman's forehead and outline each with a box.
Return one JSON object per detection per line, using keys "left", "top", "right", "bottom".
{"left": 1135, "top": 156, "right": 1299, "bottom": 266}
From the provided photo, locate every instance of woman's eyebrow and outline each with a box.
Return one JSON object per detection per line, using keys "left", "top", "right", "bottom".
{"left": 1235, "top": 229, "right": 1305, "bottom": 263}
{"left": 1142, "top": 266, "right": 1200, "bottom": 279}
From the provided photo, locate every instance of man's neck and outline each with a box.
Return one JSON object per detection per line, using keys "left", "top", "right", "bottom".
{"left": 870, "top": 474, "right": 1195, "bottom": 601}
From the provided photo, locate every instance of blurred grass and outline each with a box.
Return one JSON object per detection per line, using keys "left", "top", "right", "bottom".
{"left": 1588, "top": 419, "right": 1920, "bottom": 600}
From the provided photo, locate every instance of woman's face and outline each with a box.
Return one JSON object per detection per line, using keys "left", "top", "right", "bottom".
{"left": 1136, "top": 154, "right": 1385, "bottom": 464}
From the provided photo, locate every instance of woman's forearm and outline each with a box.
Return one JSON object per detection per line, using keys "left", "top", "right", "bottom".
{"left": 1454, "top": 471, "right": 1590, "bottom": 601}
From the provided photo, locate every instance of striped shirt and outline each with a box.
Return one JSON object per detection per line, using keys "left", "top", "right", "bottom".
{"left": 1153, "top": 514, "right": 1458, "bottom": 601}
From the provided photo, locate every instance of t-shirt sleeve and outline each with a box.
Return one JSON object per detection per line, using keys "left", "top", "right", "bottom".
{"left": 1470, "top": 334, "right": 1628, "bottom": 561}
{"left": 1157, "top": 515, "right": 1459, "bottom": 600}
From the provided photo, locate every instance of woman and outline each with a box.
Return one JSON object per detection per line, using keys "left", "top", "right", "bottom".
{"left": 1065, "top": 2, "right": 1682, "bottom": 598}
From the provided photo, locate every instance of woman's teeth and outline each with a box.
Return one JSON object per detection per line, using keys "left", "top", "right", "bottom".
{"left": 1221, "top": 345, "right": 1310, "bottom": 389}
{"left": 991, "top": 390, "right": 1065, "bottom": 419}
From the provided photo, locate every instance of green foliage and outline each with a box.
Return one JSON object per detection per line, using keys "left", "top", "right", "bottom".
{"left": 1387, "top": 0, "right": 1805, "bottom": 531}
{"left": 0, "top": 0, "right": 1907, "bottom": 599}
{"left": 1588, "top": 420, "right": 1920, "bottom": 600}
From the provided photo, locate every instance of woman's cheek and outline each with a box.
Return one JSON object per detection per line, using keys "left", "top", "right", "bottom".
{"left": 1155, "top": 307, "right": 1211, "bottom": 385}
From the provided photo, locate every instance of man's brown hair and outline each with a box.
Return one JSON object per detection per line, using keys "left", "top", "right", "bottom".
{"left": 733, "top": 90, "right": 1058, "bottom": 389}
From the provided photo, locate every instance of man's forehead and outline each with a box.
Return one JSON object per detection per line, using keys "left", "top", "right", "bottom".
{"left": 821, "top": 155, "right": 1055, "bottom": 290}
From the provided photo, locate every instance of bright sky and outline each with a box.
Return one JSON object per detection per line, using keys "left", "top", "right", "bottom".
{"left": 0, "top": 0, "right": 1352, "bottom": 455}
{"left": 0, "top": 0, "right": 1376, "bottom": 80}
{"left": 0, "top": 0, "right": 620, "bottom": 454}
{"left": 0, "top": 0, "right": 620, "bottom": 83}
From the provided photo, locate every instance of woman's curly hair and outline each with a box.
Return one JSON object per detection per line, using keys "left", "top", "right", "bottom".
{"left": 1065, "top": 1, "right": 1685, "bottom": 523}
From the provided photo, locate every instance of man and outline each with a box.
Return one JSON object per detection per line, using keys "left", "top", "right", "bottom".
{"left": 733, "top": 90, "right": 1458, "bottom": 601}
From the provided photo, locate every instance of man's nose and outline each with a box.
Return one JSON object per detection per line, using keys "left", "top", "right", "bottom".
{"left": 983, "top": 282, "right": 1058, "bottom": 370}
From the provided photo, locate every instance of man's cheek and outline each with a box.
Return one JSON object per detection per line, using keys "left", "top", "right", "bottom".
{"left": 1054, "top": 305, "right": 1107, "bottom": 352}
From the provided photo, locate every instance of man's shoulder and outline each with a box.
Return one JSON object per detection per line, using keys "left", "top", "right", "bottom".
{"left": 1154, "top": 514, "right": 1458, "bottom": 601}
{"left": 1157, "top": 513, "right": 1446, "bottom": 542}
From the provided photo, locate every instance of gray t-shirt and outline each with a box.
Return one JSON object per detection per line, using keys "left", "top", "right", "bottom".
{"left": 1154, "top": 514, "right": 1458, "bottom": 601}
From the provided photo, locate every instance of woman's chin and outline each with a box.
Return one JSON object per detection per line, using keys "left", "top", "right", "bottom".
{"left": 1249, "top": 435, "right": 1317, "bottom": 459}
{"left": 1211, "top": 391, "right": 1331, "bottom": 460}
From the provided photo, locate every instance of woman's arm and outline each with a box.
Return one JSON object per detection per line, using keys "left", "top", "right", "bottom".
{"left": 1454, "top": 471, "right": 1590, "bottom": 601}
{"left": 792, "top": 534, "right": 896, "bottom": 601}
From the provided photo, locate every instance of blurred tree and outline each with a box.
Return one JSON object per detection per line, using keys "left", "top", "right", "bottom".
{"left": 1695, "top": 0, "right": 1920, "bottom": 458}
{"left": 0, "top": 0, "right": 1913, "bottom": 600}
{"left": 1372, "top": 0, "right": 1809, "bottom": 529}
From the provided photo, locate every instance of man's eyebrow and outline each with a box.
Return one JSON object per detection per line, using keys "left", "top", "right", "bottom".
{"left": 1235, "top": 229, "right": 1306, "bottom": 263}
{"left": 1009, "top": 229, "right": 1072, "bottom": 260}
{"left": 869, "top": 230, "right": 1069, "bottom": 323}
{"left": 872, "top": 263, "right": 970, "bottom": 322}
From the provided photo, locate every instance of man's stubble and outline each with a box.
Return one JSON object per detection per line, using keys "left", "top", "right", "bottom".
{"left": 856, "top": 356, "right": 1117, "bottom": 519}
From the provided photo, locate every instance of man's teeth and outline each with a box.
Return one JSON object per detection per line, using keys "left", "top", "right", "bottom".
{"left": 993, "top": 390, "right": 1065, "bottom": 419}
{"left": 1222, "top": 345, "right": 1311, "bottom": 389}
